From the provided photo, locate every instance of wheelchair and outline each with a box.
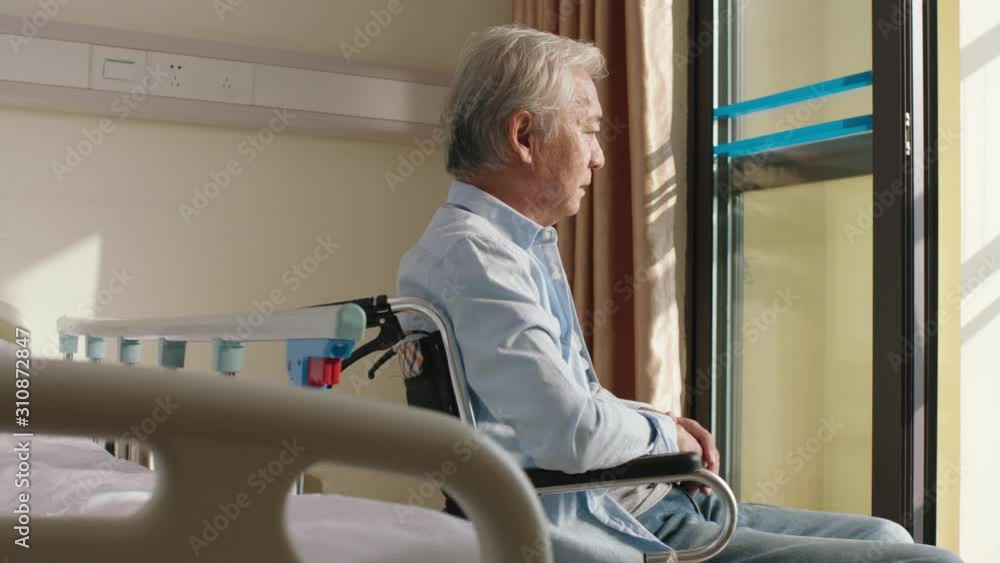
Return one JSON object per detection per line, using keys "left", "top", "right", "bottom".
{"left": 333, "top": 295, "right": 739, "bottom": 563}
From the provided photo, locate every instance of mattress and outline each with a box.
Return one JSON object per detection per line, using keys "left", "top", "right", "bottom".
{"left": 0, "top": 434, "right": 481, "bottom": 562}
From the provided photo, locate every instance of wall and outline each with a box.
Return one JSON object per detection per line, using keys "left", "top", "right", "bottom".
{"left": 0, "top": 0, "right": 509, "bottom": 75}
{"left": 0, "top": 0, "right": 511, "bottom": 505}
{"left": 958, "top": 0, "right": 1000, "bottom": 560}
{"left": 936, "top": 0, "right": 961, "bottom": 553}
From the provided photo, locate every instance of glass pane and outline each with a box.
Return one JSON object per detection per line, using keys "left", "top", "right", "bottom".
{"left": 731, "top": 0, "right": 873, "bottom": 139}
{"left": 734, "top": 0, "right": 872, "bottom": 97}
{"left": 717, "top": 0, "right": 874, "bottom": 516}
{"left": 736, "top": 177, "right": 873, "bottom": 514}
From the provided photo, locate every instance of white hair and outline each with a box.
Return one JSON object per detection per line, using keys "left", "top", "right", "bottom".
{"left": 443, "top": 25, "right": 607, "bottom": 178}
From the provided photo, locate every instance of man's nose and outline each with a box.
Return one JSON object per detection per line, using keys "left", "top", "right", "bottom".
{"left": 591, "top": 143, "right": 605, "bottom": 170}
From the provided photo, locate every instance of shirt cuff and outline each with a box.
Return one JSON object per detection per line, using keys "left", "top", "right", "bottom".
{"left": 619, "top": 398, "right": 656, "bottom": 411}
{"left": 637, "top": 410, "right": 679, "bottom": 455}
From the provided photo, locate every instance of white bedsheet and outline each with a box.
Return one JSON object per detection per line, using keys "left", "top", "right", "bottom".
{"left": 0, "top": 434, "right": 481, "bottom": 563}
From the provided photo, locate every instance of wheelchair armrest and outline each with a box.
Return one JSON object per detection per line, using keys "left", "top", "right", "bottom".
{"left": 524, "top": 453, "right": 738, "bottom": 562}
{"left": 448, "top": 452, "right": 735, "bottom": 562}
{"left": 525, "top": 452, "right": 702, "bottom": 493}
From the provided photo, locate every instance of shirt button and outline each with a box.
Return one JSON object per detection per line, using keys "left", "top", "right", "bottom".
{"left": 543, "top": 228, "right": 555, "bottom": 241}
{"left": 551, "top": 270, "right": 563, "bottom": 281}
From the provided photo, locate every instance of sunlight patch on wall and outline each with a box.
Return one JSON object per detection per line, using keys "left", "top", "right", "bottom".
{"left": 1, "top": 233, "right": 103, "bottom": 359}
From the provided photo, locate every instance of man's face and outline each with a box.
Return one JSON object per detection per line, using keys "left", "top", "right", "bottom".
{"left": 530, "top": 68, "right": 606, "bottom": 225}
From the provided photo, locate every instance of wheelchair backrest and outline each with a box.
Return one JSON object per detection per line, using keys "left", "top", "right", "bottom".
{"left": 398, "top": 332, "right": 462, "bottom": 419}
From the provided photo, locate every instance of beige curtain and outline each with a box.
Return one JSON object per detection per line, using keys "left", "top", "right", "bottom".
{"left": 513, "top": 0, "right": 689, "bottom": 413}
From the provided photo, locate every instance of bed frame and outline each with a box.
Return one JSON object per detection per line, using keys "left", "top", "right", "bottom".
{"left": 0, "top": 301, "right": 552, "bottom": 563}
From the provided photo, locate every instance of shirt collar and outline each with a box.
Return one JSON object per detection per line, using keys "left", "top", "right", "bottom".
{"left": 446, "top": 180, "right": 554, "bottom": 249}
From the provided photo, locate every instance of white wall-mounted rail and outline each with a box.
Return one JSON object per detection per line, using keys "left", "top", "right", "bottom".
{"left": 0, "top": 17, "right": 450, "bottom": 143}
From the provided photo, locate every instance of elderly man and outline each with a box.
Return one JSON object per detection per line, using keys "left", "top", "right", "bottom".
{"left": 398, "top": 25, "right": 962, "bottom": 563}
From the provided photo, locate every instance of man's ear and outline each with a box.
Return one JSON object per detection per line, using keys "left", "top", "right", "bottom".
{"left": 508, "top": 109, "right": 534, "bottom": 165}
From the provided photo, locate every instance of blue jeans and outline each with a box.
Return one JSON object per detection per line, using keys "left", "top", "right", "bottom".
{"left": 637, "top": 488, "right": 963, "bottom": 562}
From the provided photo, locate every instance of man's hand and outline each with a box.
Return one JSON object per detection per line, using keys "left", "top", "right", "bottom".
{"left": 642, "top": 407, "right": 720, "bottom": 495}
{"left": 675, "top": 417, "right": 720, "bottom": 495}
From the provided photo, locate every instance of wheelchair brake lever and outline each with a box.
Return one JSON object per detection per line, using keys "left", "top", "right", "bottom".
{"left": 367, "top": 348, "right": 399, "bottom": 379}
{"left": 338, "top": 296, "right": 405, "bottom": 372}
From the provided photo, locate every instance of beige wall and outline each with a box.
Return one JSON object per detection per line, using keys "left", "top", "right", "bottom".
{"left": 958, "top": 0, "right": 1000, "bottom": 560}
{"left": 0, "top": 0, "right": 511, "bottom": 505}
{"left": 936, "top": 0, "right": 961, "bottom": 553}
{"left": 0, "top": 0, "right": 510, "bottom": 75}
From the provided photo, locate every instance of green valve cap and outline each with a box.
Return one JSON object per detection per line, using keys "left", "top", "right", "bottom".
{"left": 159, "top": 339, "right": 187, "bottom": 369}
{"left": 213, "top": 338, "right": 246, "bottom": 374}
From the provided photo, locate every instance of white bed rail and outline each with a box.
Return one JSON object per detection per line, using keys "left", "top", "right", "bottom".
{"left": 57, "top": 303, "right": 366, "bottom": 342}
{"left": 56, "top": 298, "right": 481, "bottom": 430}
{"left": 0, "top": 354, "right": 552, "bottom": 563}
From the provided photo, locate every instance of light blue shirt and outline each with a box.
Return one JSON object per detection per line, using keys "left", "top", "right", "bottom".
{"left": 397, "top": 180, "right": 680, "bottom": 562}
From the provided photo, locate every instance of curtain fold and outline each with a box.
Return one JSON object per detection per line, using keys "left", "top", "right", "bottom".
{"left": 513, "top": 0, "right": 688, "bottom": 413}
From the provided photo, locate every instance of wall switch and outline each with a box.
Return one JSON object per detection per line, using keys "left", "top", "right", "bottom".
{"left": 103, "top": 59, "right": 137, "bottom": 81}
{"left": 90, "top": 46, "right": 148, "bottom": 93}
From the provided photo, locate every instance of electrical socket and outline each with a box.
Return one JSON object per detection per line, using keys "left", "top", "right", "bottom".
{"left": 166, "top": 62, "right": 183, "bottom": 90}
{"left": 148, "top": 52, "right": 253, "bottom": 104}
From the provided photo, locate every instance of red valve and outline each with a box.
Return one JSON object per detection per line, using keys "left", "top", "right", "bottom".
{"left": 307, "top": 357, "right": 342, "bottom": 387}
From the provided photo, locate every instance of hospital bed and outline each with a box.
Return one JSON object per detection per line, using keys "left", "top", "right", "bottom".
{"left": 0, "top": 296, "right": 737, "bottom": 562}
